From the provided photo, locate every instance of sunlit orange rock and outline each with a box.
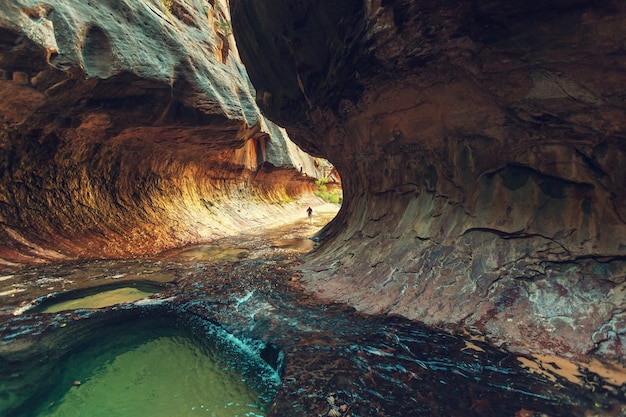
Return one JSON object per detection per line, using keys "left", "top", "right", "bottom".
{"left": 0, "top": 0, "right": 320, "bottom": 264}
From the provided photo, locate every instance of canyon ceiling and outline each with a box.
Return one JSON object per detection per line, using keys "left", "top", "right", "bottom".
{"left": 0, "top": 0, "right": 625, "bottom": 363}
{"left": 230, "top": 0, "right": 626, "bottom": 362}
{"left": 0, "top": 0, "right": 318, "bottom": 264}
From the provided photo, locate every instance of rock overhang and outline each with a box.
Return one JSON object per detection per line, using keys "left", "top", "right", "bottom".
{"left": 0, "top": 0, "right": 322, "bottom": 264}
{"left": 230, "top": 0, "right": 626, "bottom": 361}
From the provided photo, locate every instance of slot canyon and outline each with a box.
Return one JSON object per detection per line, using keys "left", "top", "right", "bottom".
{"left": 1, "top": 0, "right": 625, "bottom": 416}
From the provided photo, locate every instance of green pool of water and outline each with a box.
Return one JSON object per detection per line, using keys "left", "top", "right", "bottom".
{"left": 8, "top": 320, "right": 276, "bottom": 417}
{"left": 37, "top": 287, "right": 155, "bottom": 313}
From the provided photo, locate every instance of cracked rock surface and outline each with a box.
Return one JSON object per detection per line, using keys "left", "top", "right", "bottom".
{"left": 231, "top": 0, "right": 626, "bottom": 361}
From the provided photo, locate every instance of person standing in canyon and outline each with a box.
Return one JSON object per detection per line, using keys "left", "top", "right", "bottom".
{"left": 306, "top": 206, "right": 313, "bottom": 223}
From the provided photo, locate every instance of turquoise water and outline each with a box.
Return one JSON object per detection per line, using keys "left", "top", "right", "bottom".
{"left": 8, "top": 321, "right": 277, "bottom": 417}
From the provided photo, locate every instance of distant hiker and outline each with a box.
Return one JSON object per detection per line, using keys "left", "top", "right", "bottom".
{"left": 306, "top": 206, "right": 313, "bottom": 222}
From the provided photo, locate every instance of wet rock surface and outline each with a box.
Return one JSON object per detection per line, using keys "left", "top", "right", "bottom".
{"left": 1, "top": 261, "right": 625, "bottom": 417}
{"left": 1, "top": 215, "right": 625, "bottom": 417}
{"left": 0, "top": 2, "right": 624, "bottom": 410}
{"left": 231, "top": 0, "right": 626, "bottom": 362}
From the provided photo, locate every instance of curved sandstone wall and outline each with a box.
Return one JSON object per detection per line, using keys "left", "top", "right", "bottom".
{"left": 0, "top": 0, "right": 319, "bottom": 264}
{"left": 231, "top": 0, "right": 626, "bottom": 361}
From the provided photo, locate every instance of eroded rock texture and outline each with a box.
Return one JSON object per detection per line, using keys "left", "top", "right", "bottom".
{"left": 0, "top": 0, "right": 319, "bottom": 264}
{"left": 231, "top": 0, "right": 626, "bottom": 361}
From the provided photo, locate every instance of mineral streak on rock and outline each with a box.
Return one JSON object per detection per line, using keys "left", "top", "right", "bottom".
{"left": 0, "top": 0, "right": 320, "bottom": 264}
{"left": 231, "top": 0, "right": 626, "bottom": 361}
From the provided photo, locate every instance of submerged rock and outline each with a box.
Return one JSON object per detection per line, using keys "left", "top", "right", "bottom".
{"left": 1, "top": 255, "right": 624, "bottom": 417}
{"left": 1, "top": 208, "right": 623, "bottom": 416}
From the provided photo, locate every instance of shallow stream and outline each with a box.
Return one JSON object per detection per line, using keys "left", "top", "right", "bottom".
{"left": 1, "top": 207, "right": 625, "bottom": 417}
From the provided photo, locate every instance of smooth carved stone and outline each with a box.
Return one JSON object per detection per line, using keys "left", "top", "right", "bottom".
{"left": 231, "top": 0, "right": 626, "bottom": 362}
{"left": 0, "top": 1, "right": 320, "bottom": 263}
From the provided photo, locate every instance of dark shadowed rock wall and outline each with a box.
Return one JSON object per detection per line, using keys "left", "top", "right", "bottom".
{"left": 0, "top": 0, "right": 320, "bottom": 264}
{"left": 231, "top": 0, "right": 626, "bottom": 361}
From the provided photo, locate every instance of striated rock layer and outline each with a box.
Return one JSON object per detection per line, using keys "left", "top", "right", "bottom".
{"left": 231, "top": 0, "right": 626, "bottom": 361}
{"left": 0, "top": 0, "right": 320, "bottom": 265}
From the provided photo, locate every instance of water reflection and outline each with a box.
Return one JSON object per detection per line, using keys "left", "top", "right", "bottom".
{"left": 33, "top": 287, "right": 155, "bottom": 313}
{"left": 270, "top": 238, "right": 314, "bottom": 252}
{"left": 164, "top": 246, "right": 249, "bottom": 262}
